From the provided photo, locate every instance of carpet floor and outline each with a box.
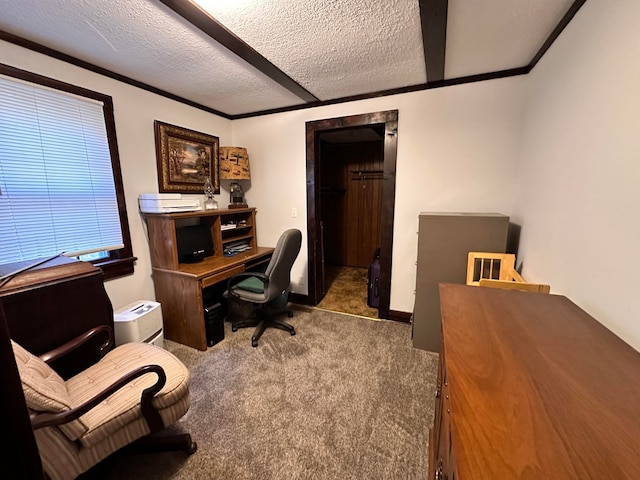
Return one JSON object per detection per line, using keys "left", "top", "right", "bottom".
{"left": 317, "top": 266, "right": 379, "bottom": 319}
{"left": 79, "top": 308, "right": 438, "bottom": 480}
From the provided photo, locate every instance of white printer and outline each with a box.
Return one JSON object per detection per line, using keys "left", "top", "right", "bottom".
{"left": 114, "top": 300, "right": 164, "bottom": 348}
{"left": 138, "top": 193, "right": 201, "bottom": 213}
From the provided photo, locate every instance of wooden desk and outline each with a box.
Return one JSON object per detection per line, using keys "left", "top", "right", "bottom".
{"left": 152, "top": 247, "right": 272, "bottom": 350}
{"left": 431, "top": 284, "right": 640, "bottom": 480}
{"left": 144, "top": 208, "right": 273, "bottom": 350}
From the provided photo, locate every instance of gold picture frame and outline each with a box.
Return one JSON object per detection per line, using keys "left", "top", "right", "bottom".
{"left": 154, "top": 120, "right": 219, "bottom": 193}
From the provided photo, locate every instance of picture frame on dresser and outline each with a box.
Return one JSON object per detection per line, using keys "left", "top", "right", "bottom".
{"left": 154, "top": 120, "right": 220, "bottom": 194}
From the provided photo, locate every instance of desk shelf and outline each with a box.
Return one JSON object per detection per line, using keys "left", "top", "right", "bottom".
{"left": 143, "top": 207, "right": 272, "bottom": 350}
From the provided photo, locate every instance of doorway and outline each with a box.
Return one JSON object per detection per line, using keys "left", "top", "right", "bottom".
{"left": 305, "top": 110, "right": 398, "bottom": 319}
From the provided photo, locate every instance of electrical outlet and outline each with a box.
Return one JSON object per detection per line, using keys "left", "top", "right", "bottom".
{"left": 291, "top": 207, "right": 297, "bottom": 218}
{"left": 298, "top": 275, "right": 305, "bottom": 285}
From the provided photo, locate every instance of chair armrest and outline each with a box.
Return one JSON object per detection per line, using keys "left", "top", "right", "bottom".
{"left": 227, "top": 272, "right": 269, "bottom": 294}
{"left": 39, "top": 325, "right": 114, "bottom": 365}
{"left": 479, "top": 278, "right": 550, "bottom": 294}
{"left": 30, "top": 364, "right": 167, "bottom": 433}
{"left": 507, "top": 269, "right": 526, "bottom": 282}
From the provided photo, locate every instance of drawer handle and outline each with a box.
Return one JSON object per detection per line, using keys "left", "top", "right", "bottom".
{"left": 435, "top": 458, "right": 444, "bottom": 480}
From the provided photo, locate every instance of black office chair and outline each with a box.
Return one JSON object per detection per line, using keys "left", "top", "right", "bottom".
{"left": 225, "top": 229, "right": 302, "bottom": 347}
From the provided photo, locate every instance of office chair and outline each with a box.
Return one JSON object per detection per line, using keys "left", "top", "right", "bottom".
{"left": 12, "top": 325, "right": 196, "bottom": 480}
{"left": 225, "top": 228, "right": 302, "bottom": 347}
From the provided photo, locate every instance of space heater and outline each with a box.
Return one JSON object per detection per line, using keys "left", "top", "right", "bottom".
{"left": 114, "top": 300, "right": 164, "bottom": 348}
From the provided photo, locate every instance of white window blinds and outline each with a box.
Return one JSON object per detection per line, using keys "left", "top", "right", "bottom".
{"left": 0, "top": 74, "right": 124, "bottom": 266}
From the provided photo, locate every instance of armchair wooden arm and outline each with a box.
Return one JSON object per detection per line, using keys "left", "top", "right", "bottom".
{"left": 39, "top": 325, "right": 114, "bottom": 365}
{"left": 507, "top": 269, "right": 526, "bottom": 282}
{"left": 30, "top": 364, "right": 167, "bottom": 432}
{"left": 479, "top": 272, "right": 550, "bottom": 294}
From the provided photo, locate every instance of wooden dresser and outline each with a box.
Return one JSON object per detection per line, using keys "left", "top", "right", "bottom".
{"left": 430, "top": 283, "right": 640, "bottom": 480}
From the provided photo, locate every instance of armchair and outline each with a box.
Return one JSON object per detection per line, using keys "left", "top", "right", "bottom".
{"left": 11, "top": 325, "right": 196, "bottom": 480}
{"left": 225, "top": 228, "right": 302, "bottom": 347}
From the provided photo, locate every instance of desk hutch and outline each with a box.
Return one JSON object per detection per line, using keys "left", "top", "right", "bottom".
{"left": 144, "top": 207, "right": 273, "bottom": 350}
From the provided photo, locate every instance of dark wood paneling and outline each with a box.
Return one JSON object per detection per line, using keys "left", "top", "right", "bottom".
{"left": 322, "top": 142, "right": 383, "bottom": 268}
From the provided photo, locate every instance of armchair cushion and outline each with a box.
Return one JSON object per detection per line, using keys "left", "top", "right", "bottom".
{"left": 66, "top": 342, "right": 190, "bottom": 448}
{"left": 11, "top": 340, "right": 89, "bottom": 441}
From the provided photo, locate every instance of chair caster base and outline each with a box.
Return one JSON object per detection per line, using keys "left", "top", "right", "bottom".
{"left": 251, "top": 338, "right": 259, "bottom": 347}
{"left": 290, "top": 329, "right": 296, "bottom": 336}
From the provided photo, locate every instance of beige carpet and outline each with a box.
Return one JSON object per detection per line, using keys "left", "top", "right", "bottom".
{"left": 317, "top": 266, "right": 379, "bottom": 319}
{"left": 79, "top": 308, "right": 438, "bottom": 480}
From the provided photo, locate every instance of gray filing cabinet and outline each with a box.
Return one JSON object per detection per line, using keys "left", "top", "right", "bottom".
{"left": 412, "top": 212, "right": 510, "bottom": 352}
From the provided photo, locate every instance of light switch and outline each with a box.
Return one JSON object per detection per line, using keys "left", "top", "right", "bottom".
{"left": 291, "top": 207, "right": 297, "bottom": 218}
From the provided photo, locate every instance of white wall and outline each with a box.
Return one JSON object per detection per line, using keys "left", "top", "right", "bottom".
{"left": 232, "top": 78, "right": 525, "bottom": 312}
{"left": 0, "top": 40, "right": 232, "bottom": 311}
{"left": 1, "top": 37, "right": 527, "bottom": 319}
{"left": 513, "top": 0, "right": 640, "bottom": 350}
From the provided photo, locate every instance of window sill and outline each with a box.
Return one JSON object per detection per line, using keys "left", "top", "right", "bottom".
{"left": 95, "top": 256, "right": 137, "bottom": 280}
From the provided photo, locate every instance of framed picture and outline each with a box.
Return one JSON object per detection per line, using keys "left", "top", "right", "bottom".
{"left": 154, "top": 120, "right": 219, "bottom": 193}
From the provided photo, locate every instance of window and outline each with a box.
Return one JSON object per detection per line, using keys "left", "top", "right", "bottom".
{"left": 0, "top": 64, "right": 135, "bottom": 279}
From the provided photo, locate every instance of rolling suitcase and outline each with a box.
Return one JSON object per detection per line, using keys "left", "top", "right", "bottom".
{"left": 367, "top": 249, "right": 381, "bottom": 308}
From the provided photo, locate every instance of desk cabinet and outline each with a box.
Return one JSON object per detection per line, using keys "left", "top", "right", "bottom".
{"left": 144, "top": 208, "right": 273, "bottom": 350}
{"left": 431, "top": 284, "right": 640, "bottom": 480}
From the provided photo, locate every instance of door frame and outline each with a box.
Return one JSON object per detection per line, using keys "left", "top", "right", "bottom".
{"left": 305, "top": 110, "right": 398, "bottom": 319}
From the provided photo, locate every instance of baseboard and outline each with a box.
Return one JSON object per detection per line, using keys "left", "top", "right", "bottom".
{"left": 389, "top": 310, "right": 412, "bottom": 323}
{"left": 288, "top": 292, "right": 309, "bottom": 305}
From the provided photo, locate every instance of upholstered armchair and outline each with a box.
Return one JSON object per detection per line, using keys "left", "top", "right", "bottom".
{"left": 12, "top": 325, "right": 196, "bottom": 480}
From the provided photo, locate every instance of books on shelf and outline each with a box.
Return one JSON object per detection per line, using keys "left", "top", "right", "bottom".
{"left": 221, "top": 224, "right": 236, "bottom": 231}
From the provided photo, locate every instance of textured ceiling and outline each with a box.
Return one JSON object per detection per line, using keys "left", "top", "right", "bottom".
{"left": 0, "top": 0, "right": 583, "bottom": 118}
{"left": 198, "top": 0, "right": 426, "bottom": 101}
